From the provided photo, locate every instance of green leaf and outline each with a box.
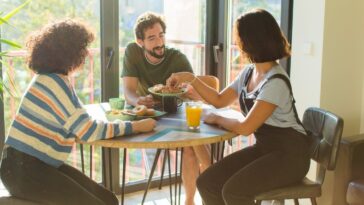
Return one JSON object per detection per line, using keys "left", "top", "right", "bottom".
{"left": 0, "top": 59, "right": 19, "bottom": 98}
{"left": 1, "top": 0, "right": 32, "bottom": 24}
{"left": 0, "top": 51, "right": 9, "bottom": 57}
{"left": 0, "top": 38, "right": 22, "bottom": 48}
{"left": 0, "top": 17, "right": 9, "bottom": 25}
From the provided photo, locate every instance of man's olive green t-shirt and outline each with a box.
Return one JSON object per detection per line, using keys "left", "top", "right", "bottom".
{"left": 121, "top": 43, "right": 193, "bottom": 96}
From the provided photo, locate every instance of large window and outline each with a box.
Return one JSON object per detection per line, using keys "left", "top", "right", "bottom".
{"left": 0, "top": 0, "right": 103, "bottom": 181}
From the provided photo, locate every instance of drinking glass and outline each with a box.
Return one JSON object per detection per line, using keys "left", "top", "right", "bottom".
{"left": 185, "top": 101, "right": 202, "bottom": 130}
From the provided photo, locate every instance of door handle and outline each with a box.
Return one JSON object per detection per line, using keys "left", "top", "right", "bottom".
{"left": 213, "top": 44, "right": 222, "bottom": 63}
{"left": 106, "top": 47, "right": 114, "bottom": 70}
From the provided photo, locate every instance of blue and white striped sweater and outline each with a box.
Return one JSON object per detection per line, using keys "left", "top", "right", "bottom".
{"left": 6, "top": 73, "right": 132, "bottom": 167}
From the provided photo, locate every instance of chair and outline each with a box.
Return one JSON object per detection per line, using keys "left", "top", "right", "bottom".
{"left": 332, "top": 133, "right": 364, "bottom": 205}
{"left": 254, "top": 107, "right": 344, "bottom": 205}
{"left": 196, "top": 75, "right": 220, "bottom": 91}
{"left": 0, "top": 196, "right": 41, "bottom": 205}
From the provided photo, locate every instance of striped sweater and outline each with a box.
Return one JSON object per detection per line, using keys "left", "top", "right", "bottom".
{"left": 6, "top": 73, "right": 132, "bottom": 167}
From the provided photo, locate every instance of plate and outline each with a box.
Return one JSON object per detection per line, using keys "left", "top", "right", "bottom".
{"left": 148, "top": 86, "right": 187, "bottom": 97}
{"left": 106, "top": 109, "right": 167, "bottom": 121}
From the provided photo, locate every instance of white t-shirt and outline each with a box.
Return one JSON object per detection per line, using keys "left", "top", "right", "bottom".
{"left": 228, "top": 64, "right": 306, "bottom": 134}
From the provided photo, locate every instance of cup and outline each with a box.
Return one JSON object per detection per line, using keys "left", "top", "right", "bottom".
{"left": 109, "top": 97, "right": 125, "bottom": 110}
{"left": 161, "top": 96, "right": 182, "bottom": 113}
{"left": 185, "top": 101, "right": 202, "bottom": 130}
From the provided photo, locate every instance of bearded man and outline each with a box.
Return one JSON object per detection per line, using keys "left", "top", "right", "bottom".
{"left": 121, "top": 12, "right": 193, "bottom": 107}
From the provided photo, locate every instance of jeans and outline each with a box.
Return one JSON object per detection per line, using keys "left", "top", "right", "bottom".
{"left": 196, "top": 125, "right": 310, "bottom": 205}
{"left": 0, "top": 146, "right": 118, "bottom": 205}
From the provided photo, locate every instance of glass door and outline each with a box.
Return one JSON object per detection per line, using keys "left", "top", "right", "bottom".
{"left": 221, "top": 0, "right": 284, "bottom": 152}
{"left": 0, "top": 0, "right": 103, "bottom": 182}
{"left": 227, "top": 0, "right": 282, "bottom": 111}
{"left": 118, "top": 0, "right": 206, "bottom": 187}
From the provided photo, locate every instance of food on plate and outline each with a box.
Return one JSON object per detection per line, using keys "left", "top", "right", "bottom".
{"left": 132, "top": 105, "right": 148, "bottom": 116}
{"left": 110, "top": 109, "right": 123, "bottom": 115}
{"left": 110, "top": 105, "right": 157, "bottom": 117}
{"left": 151, "top": 84, "right": 183, "bottom": 94}
{"left": 145, "top": 108, "right": 155, "bottom": 116}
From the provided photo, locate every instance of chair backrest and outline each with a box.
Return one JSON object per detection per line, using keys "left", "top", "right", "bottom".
{"left": 302, "top": 107, "right": 344, "bottom": 172}
{"left": 197, "top": 75, "right": 219, "bottom": 91}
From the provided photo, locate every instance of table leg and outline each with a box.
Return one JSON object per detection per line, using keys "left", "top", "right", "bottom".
{"left": 89, "top": 145, "right": 93, "bottom": 178}
{"left": 141, "top": 149, "right": 162, "bottom": 205}
{"left": 158, "top": 149, "right": 168, "bottom": 189}
{"left": 121, "top": 148, "right": 127, "bottom": 205}
{"left": 167, "top": 149, "right": 173, "bottom": 205}
{"left": 210, "top": 144, "right": 215, "bottom": 164}
{"left": 174, "top": 148, "right": 178, "bottom": 205}
{"left": 178, "top": 148, "right": 183, "bottom": 205}
{"left": 80, "top": 144, "right": 85, "bottom": 174}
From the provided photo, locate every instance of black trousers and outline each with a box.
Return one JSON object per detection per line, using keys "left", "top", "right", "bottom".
{"left": 196, "top": 125, "right": 310, "bottom": 205}
{"left": 0, "top": 146, "right": 118, "bottom": 205}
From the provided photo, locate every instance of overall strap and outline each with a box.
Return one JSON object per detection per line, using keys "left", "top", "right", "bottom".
{"left": 262, "top": 74, "right": 305, "bottom": 129}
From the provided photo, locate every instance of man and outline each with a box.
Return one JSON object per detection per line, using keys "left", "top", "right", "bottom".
{"left": 121, "top": 12, "right": 210, "bottom": 205}
{"left": 121, "top": 12, "right": 193, "bottom": 107}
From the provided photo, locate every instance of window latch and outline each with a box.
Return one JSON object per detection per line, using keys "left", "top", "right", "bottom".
{"left": 106, "top": 47, "right": 114, "bottom": 70}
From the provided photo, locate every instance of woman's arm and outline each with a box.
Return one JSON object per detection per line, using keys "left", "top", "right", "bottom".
{"left": 205, "top": 100, "right": 276, "bottom": 136}
{"left": 167, "top": 72, "right": 238, "bottom": 108}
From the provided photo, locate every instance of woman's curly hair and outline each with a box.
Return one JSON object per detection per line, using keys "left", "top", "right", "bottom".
{"left": 26, "top": 19, "right": 95, "bottom": 74}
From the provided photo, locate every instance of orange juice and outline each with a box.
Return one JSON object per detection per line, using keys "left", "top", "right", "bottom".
{"left": 186, "top": 104, "right": 202, "bottom": 129}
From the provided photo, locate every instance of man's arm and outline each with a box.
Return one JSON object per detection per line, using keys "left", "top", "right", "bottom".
{"left": 123, "top": 77, "right": 154, "bottom": 108}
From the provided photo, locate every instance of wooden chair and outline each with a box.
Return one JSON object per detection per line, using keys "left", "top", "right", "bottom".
{"left": 196, "top": 75, "right": 220, "bottom": 91}
{"left": 255, "top": 107, "right": 344, "bottom": 205}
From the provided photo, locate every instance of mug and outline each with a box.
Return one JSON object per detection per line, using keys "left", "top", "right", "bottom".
{"left": 161, "top": 96, "right": 182, "bottom": 113}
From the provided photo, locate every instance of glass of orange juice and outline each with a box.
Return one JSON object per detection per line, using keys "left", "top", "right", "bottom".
{"left": 185, "top": 101, "right": 203, "bottom": 130}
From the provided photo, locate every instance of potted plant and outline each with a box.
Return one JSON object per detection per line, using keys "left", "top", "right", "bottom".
{"left": 0, "top": 0, "right": 31, "bottom": 99}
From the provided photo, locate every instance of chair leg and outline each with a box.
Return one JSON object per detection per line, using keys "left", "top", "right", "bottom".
{"left": 294, "top": 199, "right": 299, "bottom": 205}
{"left": 255, "top": 200, "right": 262, "bottom": 205}
{"left": 310, "top": 198, "right": 317, "bottom": 205}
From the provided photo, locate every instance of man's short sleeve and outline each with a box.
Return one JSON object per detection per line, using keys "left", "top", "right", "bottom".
{"left": 174, "top": 52, "right": 193, "bottom": 73}
{"left": 121, "top": 44, "right": 139, "bottom": 78}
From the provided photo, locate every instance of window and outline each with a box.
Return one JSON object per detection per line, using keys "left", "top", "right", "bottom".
{"left": 0, "top": 0, "right": 103, "bottom": 182}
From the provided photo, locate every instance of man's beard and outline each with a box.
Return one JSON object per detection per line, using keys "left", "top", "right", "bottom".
{"left": 144, "top": 45, "right": 165, "bottom": 59}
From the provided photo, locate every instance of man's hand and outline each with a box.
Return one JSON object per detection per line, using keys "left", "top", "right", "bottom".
{"left": 136, "top": 94, "right": 155, "bottom": 108}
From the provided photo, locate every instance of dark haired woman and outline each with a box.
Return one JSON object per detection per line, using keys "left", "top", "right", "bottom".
{"left": 167, "top": 9, "right": 310, "bottom": 205}
{"left": 0, "top": 20, "right": 156, "bottom": 205}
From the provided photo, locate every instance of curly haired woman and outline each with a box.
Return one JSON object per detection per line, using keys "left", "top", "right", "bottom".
{"left": 0, "top": 19, "right": 156, "bottom": 205}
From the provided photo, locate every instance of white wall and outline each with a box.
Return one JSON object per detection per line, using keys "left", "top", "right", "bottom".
{"left": 291, "top": 0, "right": 364, "bottom": 137}
{"left": 291, "top": 0, "right": 364, "bottom": 204}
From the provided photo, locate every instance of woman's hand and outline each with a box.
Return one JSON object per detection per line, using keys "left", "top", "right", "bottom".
{"left": 166, "top": 72, "right": 195, "bottom": 88}
{"left": 203, "top": 112, "right": 221, "bottom": 125}
{"left": 132, "top": 118, "right": 156, "bottom": 133}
